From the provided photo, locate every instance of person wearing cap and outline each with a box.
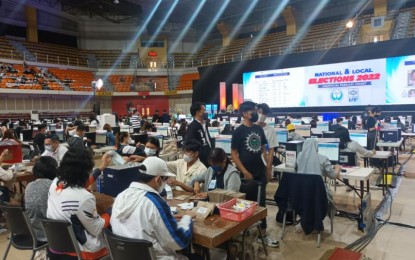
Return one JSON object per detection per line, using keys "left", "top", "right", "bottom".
{"left": 231, "top": 101, "right": 279, "bottom": 248}
{"left": 287, "top": 123, "right": 305, "bottom": 141}
{"left": 110, "top": 157, "right": 194, "bottom": 260}
{"left": 41, "top": 134, "right": 68, "bottom": 165}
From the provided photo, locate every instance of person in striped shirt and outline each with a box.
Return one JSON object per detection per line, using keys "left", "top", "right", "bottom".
{"left": 130, "top": 109, "right": 142, "bottom": 131}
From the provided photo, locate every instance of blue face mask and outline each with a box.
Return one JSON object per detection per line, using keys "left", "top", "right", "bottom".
{"left": 211, "top": 165, "right": 222, "bottom": 172}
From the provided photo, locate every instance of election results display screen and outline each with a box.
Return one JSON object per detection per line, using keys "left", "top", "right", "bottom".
{"left": 243, "top": 54, "right": 415, "bottom": 107}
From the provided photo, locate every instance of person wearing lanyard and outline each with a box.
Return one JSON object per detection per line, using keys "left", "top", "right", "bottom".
{"left": 41, "top": 134, "right": 68, "bottom": 165}
{"left": 190, "top": 148, "right": 241, "bottom": 198}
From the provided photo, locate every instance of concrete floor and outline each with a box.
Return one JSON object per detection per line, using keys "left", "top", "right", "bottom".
{"left": 2, "top": 147, "right": 415, "bottom": 259}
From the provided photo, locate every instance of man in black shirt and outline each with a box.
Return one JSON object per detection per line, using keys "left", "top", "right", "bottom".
{"left": 365, "top": 108, "right": 378, "bottom": 150}
{"left": 185, "top": 103, "right": 211, "bottom": 167}
{"left": 33, "top": 124, "right": 47, "bottom": 153}
{"left": 160, "top": 109, "right": 171, "bottom": 124}
{"left": 152, "top": 110, "right": 160, "bottom": 123}
{"left": 67, "top": 124, "right": 87, "bottom": 150}
{"left": 231, "top": 101, "right": 279, "bottom": 248}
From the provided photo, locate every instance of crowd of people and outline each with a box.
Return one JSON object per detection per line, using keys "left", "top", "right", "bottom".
{"left": 0, "top": 101, "right": 411, "bottom": 259}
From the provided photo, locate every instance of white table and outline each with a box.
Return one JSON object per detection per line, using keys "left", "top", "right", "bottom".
{"left": 377, "top": 138, "right": 403, "bottom": 167}
{"left": 362, "top": 151, "right": 392, "bottom": 195}
{"left": 340, "top": 167, "right": 374, "bottom": 198}
{"left": 274, "top": 163, "right": 295, "bottom": 174}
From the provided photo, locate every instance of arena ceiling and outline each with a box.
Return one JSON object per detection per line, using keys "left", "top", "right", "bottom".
{"left": 52, "top": 0, "right": 415, "bottom": 31}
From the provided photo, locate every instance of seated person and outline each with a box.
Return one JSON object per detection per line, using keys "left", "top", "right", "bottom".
{"left": 25, "top": 156, "right": 58, "bottom": 243}
{"left": 0, "top": 150, "right": 13, "bottom": 204}
{"left": 42, "top": 134, "right": 68, "bottom": 166}
{"left": 103, "top": 124, "right": 115, "bottom": 146}
{"left": 129, "top": 136, "right": 161, "bottom": 162}
{"left": 0, "top": 129, "right": 21, "bottom": 144}
{"left": 67, "top": 124, "right": 87, "bottom": 150}
{"left": 335, "top": 127, "right": 374, "bottom": 159}
{"left": 47, "top": 148, "right": 110, "bottom": 259}
{"left": 287, "top": 124, "right": 305, "bottom": 141}
{"left": 331, "top": 117, "right": 346, "bottom": 132}
{"left": 166, "top": 139, "right": 207, "bottom": 192}
{"left": 34, "top": 124, "right": 48, "bottom": 153}
{"left": 110, "top": 157, "right": 195, "bottom": 260}
{"left": 394, "top": 116, "right": 407, "bottom": 132}
{"left": 191, "top": 148, "right": 241, "bottom": 198}
{"left": 115, "top": 132, "right": 146, "bottom": 157}
{"left": 296, "top": 138, "right": 341, "bottom": 202}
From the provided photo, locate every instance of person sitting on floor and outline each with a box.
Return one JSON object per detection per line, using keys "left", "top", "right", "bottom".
{"left": 25, "top": 156, "right": 58, "bottom": 243}
{"left": 47, "top": 148, "right": 110, "bottom": 260}
{"left": 190, "top": 148, "right": 241, "bottom": 198}
{"left": 110, "top": 157, "right": 197, "bottom": 260}
{"left": 166, "top": 139, "right": 207, "bottom": 192}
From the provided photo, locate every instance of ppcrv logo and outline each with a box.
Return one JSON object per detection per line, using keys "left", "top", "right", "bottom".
{"left": 330, "top": 89, "right": 343, "bottom": 102}
{"left": 348, "top": 88, "right": 359, "bottom": 102}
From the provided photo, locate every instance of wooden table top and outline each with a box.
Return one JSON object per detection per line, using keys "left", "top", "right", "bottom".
{"left": 169, "top": 191, "right": 267, "bottom": 248}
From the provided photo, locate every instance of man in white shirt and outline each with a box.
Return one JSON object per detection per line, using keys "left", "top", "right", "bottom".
{"left": 42, "top": 134, "right": 68, "bottom": 165}
{"left": 257, "top": 103, "right": 279, "bottom": 182}
{"left": 166, "top": 139, "right": 207, "bottom": 192}
{"left": 111, "top": 157, "right": 193, "bottom": 260}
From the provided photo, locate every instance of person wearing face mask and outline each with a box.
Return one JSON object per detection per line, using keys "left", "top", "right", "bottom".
{"left": 185, "top": 102, "right": 212, "bottom": 167}
{"left": 190, "top": 148, "right": 241, "bottom": 198}
{"left": 128, "top": 137, "right": 161, "bottom": 163}
{"left": 231, "top": 101, "right": 279, "bottom": 248}
{"left": 41, "top": 134, "right": 68, "bottom": 165}
{"left": 166, "top": 139, "right": 207, "bottom": 192}
{"left": 257, "top": 103, "right": 279, "bottom": 182}
{"left": 110, "top": 157, "right": 196, "bottom": 260}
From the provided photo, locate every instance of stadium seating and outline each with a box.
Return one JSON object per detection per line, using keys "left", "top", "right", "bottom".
{"left": 48, "top": 68, "right": 94, "bottom": 91}
{"left": 177, "top": 73, "right": 199, "bottom": 91}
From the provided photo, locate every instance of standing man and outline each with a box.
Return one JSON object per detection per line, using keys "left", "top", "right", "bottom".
{"left": 185, "top": 102, "right": 211, "bottom": 167}
{"left": 33, "top": 124, "right": 47, "bottom": 153}
{"left": 257, "top": 103, "right": 279, "bottom": 181}
{"left": 130, "top": 109, "right": 141, "bottom": 132}
{"left": 41, "top": 134, "right": 68, "bottom": 166}
{"left": 231, "top": 101, "right": 279, "bottom": 248}
{"left": 160, "top": 109, "right": 171, "bottom": 124}
{"left": 152, "top": 110, "right": 160, "bottom": 123}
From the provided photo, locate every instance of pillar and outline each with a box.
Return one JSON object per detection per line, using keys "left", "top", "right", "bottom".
{"left": 283, "top": 6, "right": 297, "bottom": 36}
{"left": 25, "top": 6, "right": 38, "bottom": 42}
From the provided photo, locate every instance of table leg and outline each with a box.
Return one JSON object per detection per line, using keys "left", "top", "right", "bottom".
{"left": 360, "top": 180, "right": 364, "bottom": 199}
{"left": 366, "top": 180, "right": 370, "bottom": 193}
{"left": 202, "top": 247, "right": 210, "bottom": 260}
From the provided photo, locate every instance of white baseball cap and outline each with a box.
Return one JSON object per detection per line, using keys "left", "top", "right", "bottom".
{"left": 141, "top": 157, "right": 175, "bottom": 177}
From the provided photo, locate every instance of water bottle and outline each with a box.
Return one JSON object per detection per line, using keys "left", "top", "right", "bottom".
{"left": 97, "top": 175, "right": 104, "bottom": 193}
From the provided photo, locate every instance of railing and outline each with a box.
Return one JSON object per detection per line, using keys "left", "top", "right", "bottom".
{"left": 1, "top": 30, "right": 414, "bottom": 71}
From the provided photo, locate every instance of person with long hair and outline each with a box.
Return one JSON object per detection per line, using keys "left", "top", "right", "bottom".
{"left": 0, "top": 129, "right": 21, "bottom": 144}
{"left": 47, "top": 148, "right": 110, "bottom": 259}
{"left": 128, "top": 136, "right": 162, "bottom": 163}
{"left": 89, "top": 114, "right": 100, "bottom": 128}
{"left": 115, "top": 132, "right": 145, "bottom": 157}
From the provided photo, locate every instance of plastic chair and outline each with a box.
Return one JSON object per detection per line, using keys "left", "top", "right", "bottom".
{"left": 1, "top": 204, "right": 48, "bottom": 260}
{"left": 103, "top": 229, "right": 155, "bottom": 260}
{"left": 239, "top": 179, "right": 268, "bottom": 257}
{"left": 41, "top": 219, "right": 82, "bottom": 260}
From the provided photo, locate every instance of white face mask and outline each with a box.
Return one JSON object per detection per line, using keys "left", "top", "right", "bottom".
{"left": 259, "top": 114, "right": 266, "bottom": 123}
{"left": 157, "top": 178, "right": 166, "bottom": 193}
{"left": 183, "top": 154, "right": 193, "bottom": 163}
{"left": 145, "top": 147, "right": 157, "bottom": 156}
{"left": 45, "top": 145, "right": 53, "bottom": 152}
